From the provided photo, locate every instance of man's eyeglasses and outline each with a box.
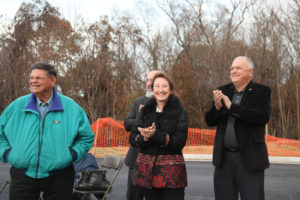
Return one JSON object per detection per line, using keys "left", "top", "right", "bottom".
{"left": 29, "top": 76, "right": 52, "bottom": 81}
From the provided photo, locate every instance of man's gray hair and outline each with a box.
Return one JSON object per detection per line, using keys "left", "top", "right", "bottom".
{"left": 31, "top": 62, "right": 57, "bottom": 77}
{"left": 233, "top": 56, "right": 254, "bottom": 69}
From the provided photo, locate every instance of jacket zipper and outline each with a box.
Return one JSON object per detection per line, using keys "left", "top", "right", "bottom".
{"left": 35, "top": 115, "right": 45, "bottom": 178}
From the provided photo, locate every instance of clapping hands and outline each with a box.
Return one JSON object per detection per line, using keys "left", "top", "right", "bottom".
{"left": 138, "top": 123, "right": 156, "bottom": 142}
{"left": 213, "top": 90, "right": 232, "bottom": 110}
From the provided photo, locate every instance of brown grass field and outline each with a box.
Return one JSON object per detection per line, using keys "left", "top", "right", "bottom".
{"left": 90, "top": 144, "right": 300, "bottom": 158}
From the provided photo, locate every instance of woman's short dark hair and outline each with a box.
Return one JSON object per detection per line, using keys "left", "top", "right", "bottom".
{"left": 30, "top": 62, "right": 57, "bottom": 77}
{"left": 151, "top": 72, "right": 174, "bottom": 91}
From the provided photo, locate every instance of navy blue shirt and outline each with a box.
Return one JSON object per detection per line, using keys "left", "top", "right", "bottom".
{"left": 223, "top": 88, "right": 244, "bottom": 150}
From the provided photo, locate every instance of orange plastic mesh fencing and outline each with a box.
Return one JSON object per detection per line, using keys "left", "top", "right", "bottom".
{"left": 89, "top": 118, "right": 300, "bottom": 158}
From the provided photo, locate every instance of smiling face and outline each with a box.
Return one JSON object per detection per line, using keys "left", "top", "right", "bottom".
{"left": 153, "top": 77, "right": 171, "bottom": 104}
{"left": 30, "top": 69, "right": 56, "bottom": 102}
{"left": 230, "top": 57, "right": 253, "bottom": 90}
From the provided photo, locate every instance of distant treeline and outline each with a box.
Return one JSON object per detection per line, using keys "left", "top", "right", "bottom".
{"left": 0, "top": 0, "right": 299, "bottom": 139}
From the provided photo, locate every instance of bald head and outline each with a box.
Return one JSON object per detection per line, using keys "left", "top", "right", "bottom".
{"left": 232, "top": 56, "right": 254, "bottom": 69}
{"left": 230, "top": 56, "right": 254, "bottom": 91}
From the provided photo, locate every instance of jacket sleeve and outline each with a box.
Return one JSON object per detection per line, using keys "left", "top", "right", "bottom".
{"left": 71, "top": 109, "right": 95, "bottom": 162}
{"left": 129, "top": 110, "right": 152, "bottom": 148}
{"left": 229, "top": 86, "right": 271, "bottom": 126}
{"left": 163, "top": 109, "right": 189, "bottom": 151}
{"left": 205, "top": 101, "right": 222, "bottom": 127}
{"left": 0, "top": 108, "right": 12, "bottom": 163}
{"left": 124, "top": 100, "right": 137, "bottom": 132}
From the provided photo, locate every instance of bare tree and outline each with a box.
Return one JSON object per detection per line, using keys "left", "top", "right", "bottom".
{"left": 0, "top": 0, "right": 299, "bottom": 139}
{"left": 0, "top": 0, "right": 77, "bottom": 110}
{"left": 155, "top": 0, "right": 256, "bottom": 128}
{"left": 273, "top": 0, "right": 300, "bottom": 139}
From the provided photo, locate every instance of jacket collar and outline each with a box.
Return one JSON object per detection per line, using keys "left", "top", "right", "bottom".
{"left": 244, "top": 80, "right": 254, "bottom": 92}
{"left": 228, "top": 80, "right": 254, "bottom": 97}
{"left": 24, "top": 88, "right": 64, "bottom": 112}
{"left": 144, "top": 94, "right": 181, "bottom": 112}
{"left": 239, "top": 80, "right": 254, "bottom": 103}
{"left": 233, "top": 80, "right": 253, "bottom": 92}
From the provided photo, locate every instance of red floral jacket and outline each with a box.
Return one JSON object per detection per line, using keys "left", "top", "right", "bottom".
{"left": 136, "top": 153, "right": 187, "bottom": 189}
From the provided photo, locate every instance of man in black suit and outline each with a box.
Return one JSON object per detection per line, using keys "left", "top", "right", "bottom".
{"left": 205, "top": 56, "right": 271, "bottom": 200}
{"left": 124, "top": 70, "right": 160, "bottom": 200}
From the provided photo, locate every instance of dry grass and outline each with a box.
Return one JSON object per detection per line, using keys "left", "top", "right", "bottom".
{"left": 267, "top": 142, "right": 300, "bottom": 156}
{"left": 90, "top": 147, "right": 129, "bottom": 158}
{"left": 90, "top": 144, "right": 300, "bottom": 158}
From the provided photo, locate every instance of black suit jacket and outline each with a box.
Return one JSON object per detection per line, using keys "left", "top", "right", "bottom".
{"left": 124, "top": 96, "right": 149, "bottom": 168}
{"left": 205, "top": 81, "right": 271, "bottom": 170}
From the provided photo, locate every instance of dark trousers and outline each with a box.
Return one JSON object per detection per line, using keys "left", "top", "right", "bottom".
{"left": 127, "top": 167, "right": 144, "bottom": 200}
{"left": 214, "top": 151, "right": 265, "bottom": 200}
{"left": 143, "top": 187, "right": 185, "bottom": 200}
{"left": 10, "top": 165, "right": 74, "bottom": 200}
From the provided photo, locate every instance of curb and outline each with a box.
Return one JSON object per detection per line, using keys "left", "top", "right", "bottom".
{"left": 268, "top": 156, "right": 300, "bottom": 164}
{"left": 183, "top": 154, "right": 300, "bottom": 164}
{"left": 183, "top": 154, "right": 212, "bottom": 162}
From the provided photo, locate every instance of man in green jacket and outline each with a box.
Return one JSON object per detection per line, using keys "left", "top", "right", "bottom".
{"left": 0, "top": 63, "right": 94, "bottom": 200}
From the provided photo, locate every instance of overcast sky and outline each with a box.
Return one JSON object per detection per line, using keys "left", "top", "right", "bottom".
{"left": 0, "top": 0, "right": 287, "bottom": 31}
{"left": 0, "top": 0, "right": 164, "bottom": 25}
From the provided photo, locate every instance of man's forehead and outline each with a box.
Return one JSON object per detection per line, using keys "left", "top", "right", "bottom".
{"left": 147, "top": 71, "right": 160, "bottom": 79}
{"left": 31, "top": 69, "right": 48, "bottom": 74}
{"left": 147, "top": 74, "right": 153, "bottom": 79}
{"left": 232, "top": 58, "right": 247, "bottom": 66}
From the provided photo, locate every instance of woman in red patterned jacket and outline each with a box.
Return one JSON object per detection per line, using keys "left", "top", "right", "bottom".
{"left": 129, "top": 72, "right": 188, "bottom": 200}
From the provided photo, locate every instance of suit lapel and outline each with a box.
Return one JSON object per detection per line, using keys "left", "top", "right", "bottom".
{"left": 240, "top": 81, "right": 254, "bottom": 105}
{"left": 222, "top": 84, "right": 235, "bottom": 100}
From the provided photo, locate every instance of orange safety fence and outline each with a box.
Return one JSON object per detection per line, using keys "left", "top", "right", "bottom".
{"left": 89, "top": 118, "right": 300, "bottom": 158}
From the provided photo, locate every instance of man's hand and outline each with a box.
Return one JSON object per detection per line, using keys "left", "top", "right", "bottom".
{"left": 213, "top": 90, "right": 223, "bottom": 111}
{"left": 222, "top": 94, "right": 232, "bottom": 109}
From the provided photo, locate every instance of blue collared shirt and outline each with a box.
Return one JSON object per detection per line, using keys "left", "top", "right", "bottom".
{"left": 36, "top": 92, "right": 54, "bottom": 121}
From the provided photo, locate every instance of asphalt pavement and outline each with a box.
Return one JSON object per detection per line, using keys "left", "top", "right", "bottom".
{"left": 1, "top": 160, "right": 300, "bottom": 200}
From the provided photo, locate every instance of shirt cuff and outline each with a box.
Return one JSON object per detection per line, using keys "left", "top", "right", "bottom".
{"left": 69, "top": 148, "right": 78, "bottom": 161}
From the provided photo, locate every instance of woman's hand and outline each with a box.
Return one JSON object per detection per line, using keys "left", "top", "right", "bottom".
{"left": 138, "top": 123, "right": 156, "bottom": 141}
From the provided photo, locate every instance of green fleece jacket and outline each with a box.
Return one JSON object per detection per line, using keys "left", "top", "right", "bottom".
{"left": 0, "top": 88, "right": 94, "bottom": 178}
